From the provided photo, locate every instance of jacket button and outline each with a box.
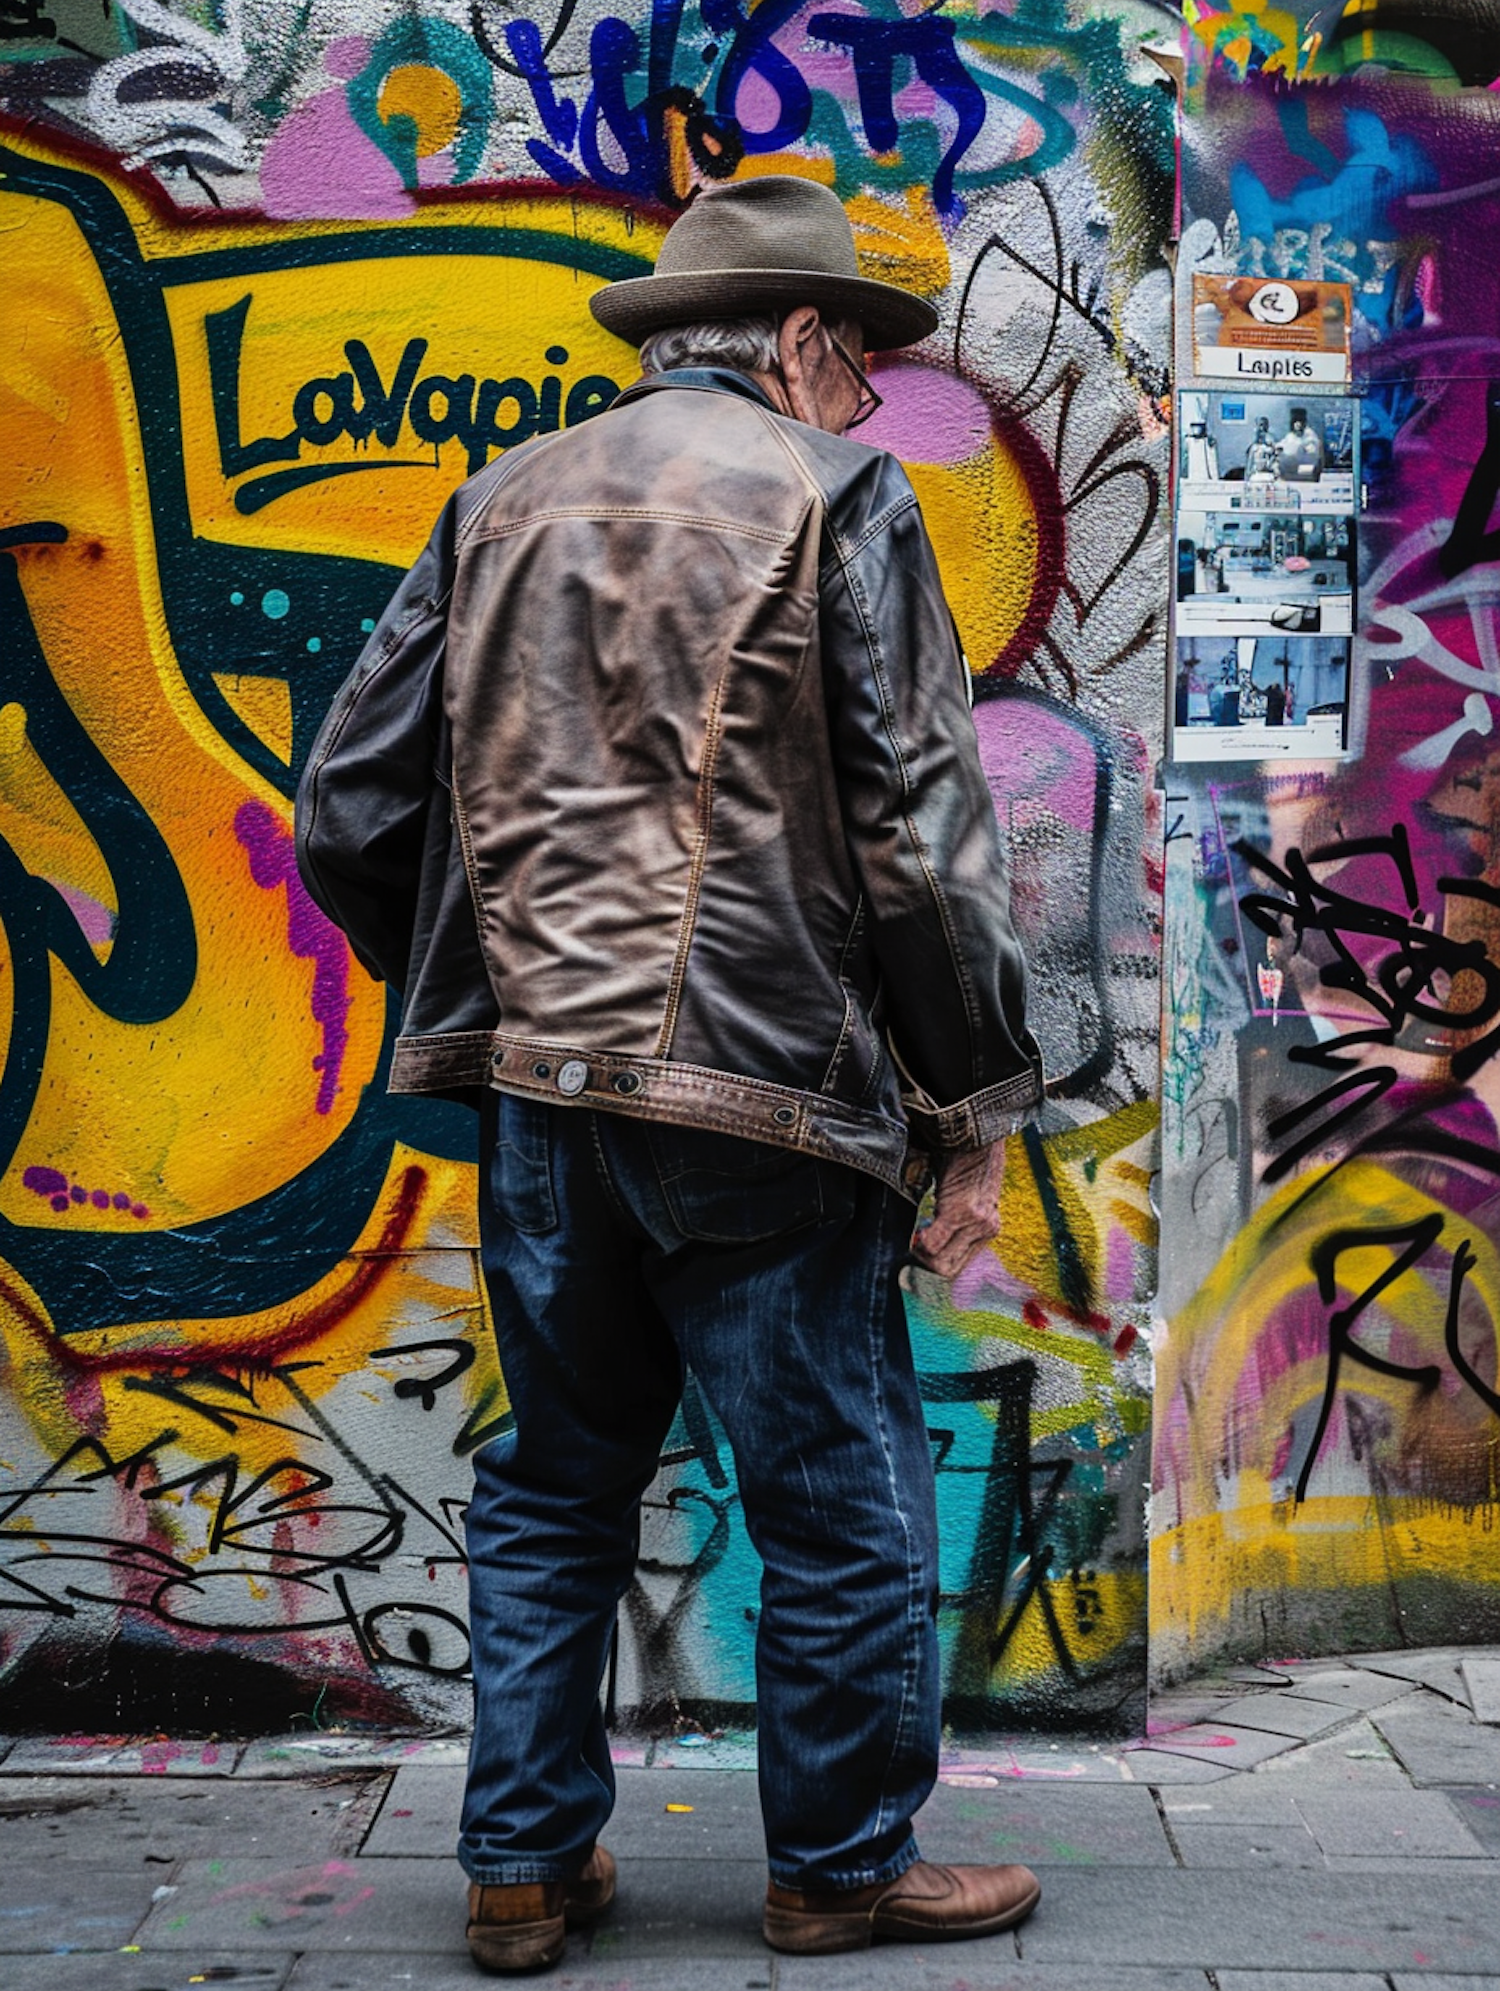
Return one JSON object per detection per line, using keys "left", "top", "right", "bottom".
{"left": 773, "top": 1105, "right": 797, "bottom": 1126}
{"left": 557, "top": 1059, "right": 589, "bottom": 1096}
{"left": 532, "top": 1061, "right": 551, "bottom": 1079}
{"left": 491, "top": 1049, "right": 505, "bottom": 1070}
{"left": 613, "top": 1071, "right": 643, "bottom": 1096}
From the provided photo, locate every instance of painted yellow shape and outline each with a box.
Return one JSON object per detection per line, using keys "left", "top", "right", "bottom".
{"left": 212, "top": 674, "right": 294, "bottom": 765}
{"left": 908, "top": 439, "right": 1039, "bottom": 678}
{"left": 377, "top": 65, "right": 465, "bottom": 157}
{"left": 845, "top": 189, "right": 951, "bottom": 299}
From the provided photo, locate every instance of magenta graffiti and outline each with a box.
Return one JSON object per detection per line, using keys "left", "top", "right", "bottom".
{"left": 234, "top": 799, "right": 352, "bottom": 1114}
{"left": 21, "top": 1165, "right": 150, "bottom": 1221}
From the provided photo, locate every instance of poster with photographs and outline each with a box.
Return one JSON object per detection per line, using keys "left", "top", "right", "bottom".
{"left": 1180, "top": 391, "right": 1356, "bottom": 514}
{"left": 1173, "top": 504, "right": 1355, "bottom": 761}
{"left": 1173, "top": 636, "right": 1351, "bottom": 761}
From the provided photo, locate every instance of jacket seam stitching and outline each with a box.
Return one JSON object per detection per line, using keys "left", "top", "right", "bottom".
{"left": 655, "top": 665, "right": 730, "bottom": 1058}
{"left": 835, "top": 541, "right": 986, "bottom": 1077}
{"left": 470, "top": 508, "right": 789, "bottom": 544}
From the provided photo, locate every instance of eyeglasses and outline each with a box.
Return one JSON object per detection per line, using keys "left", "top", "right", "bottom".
{"left": 827, "top": 333, "right": 883, "bottom": 432}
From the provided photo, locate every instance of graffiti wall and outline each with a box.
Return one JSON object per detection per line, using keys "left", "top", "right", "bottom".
{"left": 0, "top": 0, "right": 1170, "bottom": 1734}
{"left": 1155, "top": 8, "right": 1500, "bottom": 1677}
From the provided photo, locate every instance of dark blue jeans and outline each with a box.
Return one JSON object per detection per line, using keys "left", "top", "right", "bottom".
{"left": 459, "top": 1092, "right": 940, "bottom": 1891}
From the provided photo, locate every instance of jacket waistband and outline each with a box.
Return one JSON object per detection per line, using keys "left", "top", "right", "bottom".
{"left": 389, "top": 1031, "right": 926, "bottom": 1199}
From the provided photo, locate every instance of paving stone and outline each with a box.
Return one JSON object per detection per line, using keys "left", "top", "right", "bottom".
{"left": 1373, "top": 1701, "right": 1500, "bottom": 1786}
{"left": 1159, "top": 1788, "right": 1306, "bottom": 1828}
{"left": 1253, "top": 1720, "right": 1410, "bottom": 1784}
{"left": 1115, "top": 1748, "right": 1237, "bottom": 1784}
{"left": 914, "top": 1781, "right": 1173, "bottom": 1867}
{"left": 564, "top": 1856, "right": 771, "bottom": 1960}
{"left": 131, "top": 1855, "right": 466, "bottom": 1951}
{"left": 0, "top": 1858, "right": 159, "bottom": 1952}
{"left": 1347, "top": 1653, "right": 1472, "bottom": 1704}
{"left": 359, "top": 1765, "right": 461, "bottom": 1858}
{"left": 0, "top": 1774, "right": 385, "bottom": 1863}
{"left": 779, "top": 1964, "right": 1211, "bottom": 1990}
{"left": 1127, "top": 1723, "right": 1300, "bottom": 1769}
{"left": 1147, "top": 1694, "right": 1236, "bottom": 1735}
{"left": 1216, "top": 1976, "right": 1389, "bottom": 1991}
{"left": 1223, "top": 1667, "right": 1300, "bottom": 1686}
{"left": 932, "top": 1760, "right": 1131, "bottom": 1791}
{"left": 235, "top": 1735, "right": 469, "bottom": 1778}
{"left": 1169, "top": 1822, "right": 1322, "bottom": 1868}
{"left": 1277, "top": 1669, "right": 1421, "bottom": 1713}
{"left": 1321, "top": 1856, "right": 1500, "bottom": 1875}
{"left": 1438, "top": 1786, "right": 1500, "bottom": 1853}
{"left": 1391, "top": 1978, "right": 1500, "bottom": 1990}
{"left": 1014, "top": 1866, "right": 1497, "bottom": 1971}
{"left": 1460, "top": 1658, "right": 1500, "bottom": 1725}
{"left": 5, "top": 1955, "right": 293, "bottom": 1990}
{"left": 288, "top": 1956, "right": 772, "bottom": 1991}
{"left": 1293, "top": 1788, "right": 1488, "bottom": 1859}
{"left": 1204, "top": 1695, "right": 1355, "bottom": 1741}
{"left": 1, "top": 1737, "right": 242, "bottom": 1777}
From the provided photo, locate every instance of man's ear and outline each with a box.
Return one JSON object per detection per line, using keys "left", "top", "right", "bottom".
{"left": 777, "top": 305, "right": 824, "bottom": 382}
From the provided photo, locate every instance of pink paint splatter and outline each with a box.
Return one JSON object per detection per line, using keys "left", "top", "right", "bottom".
{"left": 235, "top": 800, "right": 351, "bottom": 1115}
{"left": 21, "top": 1164, "right": 149, "bottom": 1220}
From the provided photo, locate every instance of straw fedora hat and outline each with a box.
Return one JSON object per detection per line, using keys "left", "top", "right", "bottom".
{"left": 589, "top": 176, "right": 938, "bottom": 351}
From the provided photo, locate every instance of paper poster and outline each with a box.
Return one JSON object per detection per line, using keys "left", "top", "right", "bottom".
{"left": 1192, "top": 277, "right": 1352, "bottom": 385}
{"left": 1179, "top": 390, "right": 1357, "bottom": 514}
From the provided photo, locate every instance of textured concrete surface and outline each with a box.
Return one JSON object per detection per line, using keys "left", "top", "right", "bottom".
{"left": 1, "top": 1651, "right": 1498, "bottom": 1985}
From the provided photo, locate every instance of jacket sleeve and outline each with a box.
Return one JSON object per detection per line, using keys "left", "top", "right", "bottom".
{"left": 294, "top": 497, "right": 458, "bottom": 990}
{"left": 820, "top": 467, "right": 1044, "bottom": 1153}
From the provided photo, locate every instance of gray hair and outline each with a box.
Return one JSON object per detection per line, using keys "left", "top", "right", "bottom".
{"left": 639, "top": 314, "right": 781, "bottom": 375}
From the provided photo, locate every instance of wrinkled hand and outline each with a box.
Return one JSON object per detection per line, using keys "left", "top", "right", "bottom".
{"left": 910, "top": 1139, "right": 1007, "bottom": 1277}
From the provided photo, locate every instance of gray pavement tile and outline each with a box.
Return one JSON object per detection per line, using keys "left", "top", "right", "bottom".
{"left": 1293, "top": 1788, "right": 1488, "bottom": 1859}
{"left": 1169, "top": 1821, "right": 1322, "bottom": 1868}
{"left": 1373, "top": 1701, "right": 1500, "bottom": 1786}
{"left": 358, "top": 1765, "right": 460, "bottom": 1858}
{"left": 914, "top": 1781, "right": 1173, "bottom": 1867}
{"left": 1129, "top": 1723, "right": 1300, "bottom": 1769}
{"left": 1160, "top": 1788, "right": 1305, "bottom": 1827}
{"left": 1013, "top": 1868, "right": 1497, "bottom": 1971}
{"left": 1322, "top": 1857, "right": 1500, "bottom": 1875}
{"left": 1280, "top": 1669, "right": 1421, "bottom": 1712}
{"left": 571, "top": 1856, "right": 771, "bottom": 1960}
{"left": 779, "top": 1964, "right": 1211, "bottom": 1989}
{"left": 1216, "top": 1976, "right": 1389, "bottom": 1991}
{"left": 5, "top": 1956, "right": 293, "bottom": 1990}
{"left": 1347, "top": 1653, "right": 1472, "bottom": 1704}
{"left": 936, "top": 1745, "right": 1131, "bottom": 1783}
{"left": 1148, "top": 1694, "right": 1238, "bottom": 1732}
{"left": 1224, "top": 1667, "right": 1300, "bottom": 1686}
{"left": 1, "top": 1737, "right": 243, "bottom": 1777}
{"left": 288, "top": 1956, "right": 774, "bottom": 1991}
{"left": 235, "top": 1735, "right": 469, "bottom": 1778}
{"left": 1439, "top": 1786, "right": 1500, "bottom": 1852}
{"left": 1115, "top": 1748, "right": 1237, "bottom": 1784}
{"left": 1392, "top": 1979, "right": 1500, "bottom": 1990}
{"left": 0, "top": 1858, "right": 160, "bottom": 1953}
{"left": 1253, "top": 1721, "right": 1410, "bottom": 1784}
{"left": 1460, "top": 1657, "right": 1500, "bottom": 1725}
{"left": 0, "top": 1774, "right": 385, "bottom": 1863}
{"left": 1205, "top": 1695, "right": 1356, "bottom": 1741}
{"left": 132, "top": 1855, "right": 465, "bottom": 1952}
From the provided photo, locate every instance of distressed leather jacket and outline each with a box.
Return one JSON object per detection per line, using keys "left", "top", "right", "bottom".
{"left": 295, "top": 369, "right": 1042, "bottom": 1198}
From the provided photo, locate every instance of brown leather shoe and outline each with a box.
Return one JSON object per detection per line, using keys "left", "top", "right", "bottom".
{"left": 763, "top": 1858, "right": 1040, "bottom": 1954}
{"left": 466, "top": 1845, "right": 616, "bottom": 1974}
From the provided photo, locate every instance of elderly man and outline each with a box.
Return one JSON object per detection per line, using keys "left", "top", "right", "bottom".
{"left": 296, "top": 175, "right": 1043, "bottom": 1973}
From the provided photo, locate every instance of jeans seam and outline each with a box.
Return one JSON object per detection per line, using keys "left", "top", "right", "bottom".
{"left": 864, "top": 1188, "right": 925, "bottom": 1848}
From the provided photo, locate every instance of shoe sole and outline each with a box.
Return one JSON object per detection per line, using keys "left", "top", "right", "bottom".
{"left": 763, "top": 1876, "right": 1042, "bottom": 1955}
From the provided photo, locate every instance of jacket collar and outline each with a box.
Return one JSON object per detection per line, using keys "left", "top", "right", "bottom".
{"left": 612, "top": 367, "right": 778, "bottom": 413}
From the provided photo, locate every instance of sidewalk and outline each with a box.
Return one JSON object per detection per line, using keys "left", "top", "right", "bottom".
{"left": 3, "top": 1647, "right": 1499, "bottom": 1989}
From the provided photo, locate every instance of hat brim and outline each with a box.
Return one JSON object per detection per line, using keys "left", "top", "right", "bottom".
{"left": 589, "top": 267, "right": 938, "bottom": 351}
